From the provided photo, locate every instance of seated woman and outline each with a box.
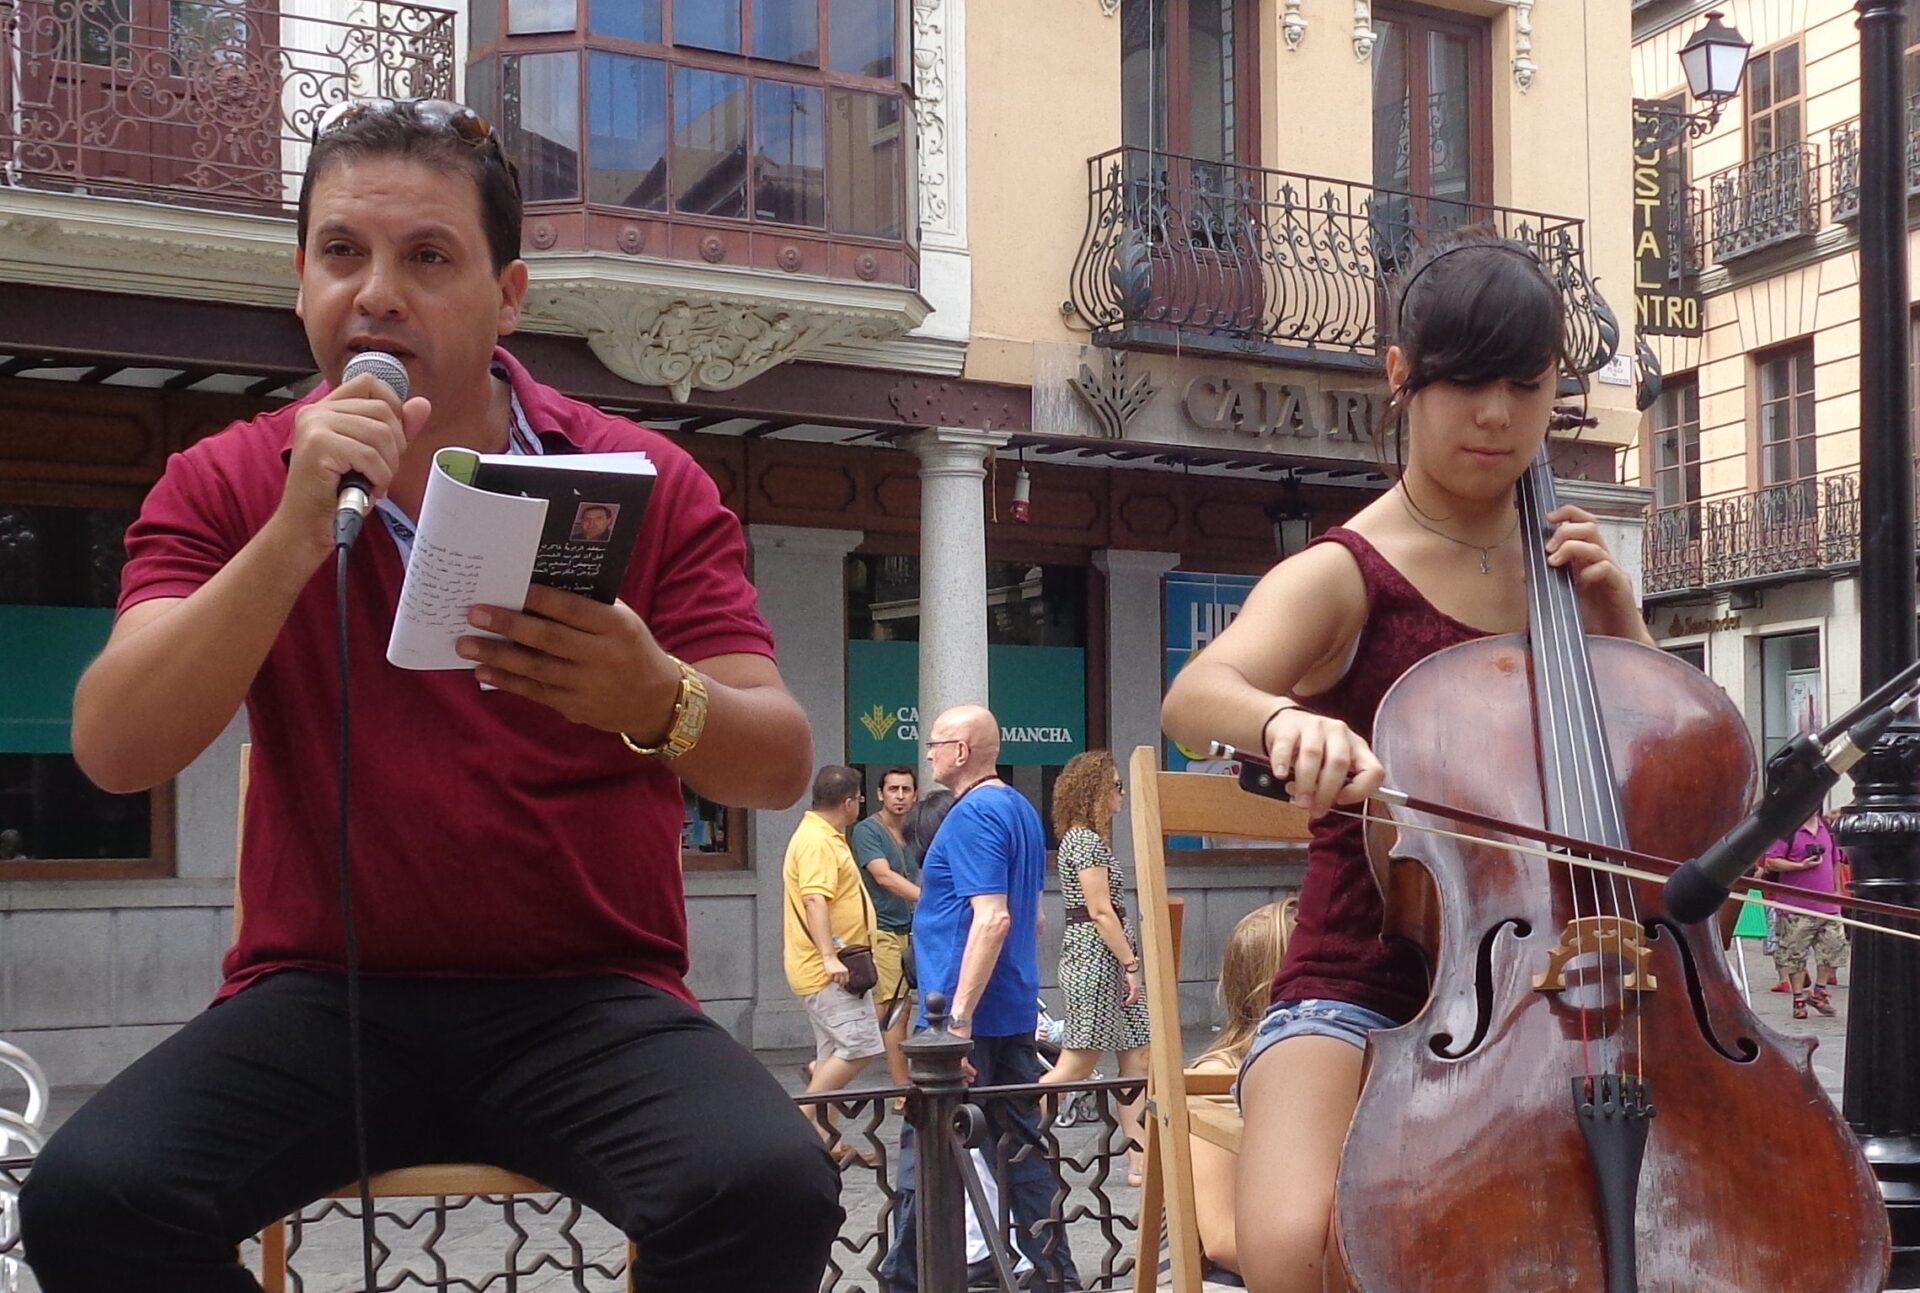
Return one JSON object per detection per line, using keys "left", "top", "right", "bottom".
{"left": 1187, "top": 899, "right": 1298, "bottom": 1285}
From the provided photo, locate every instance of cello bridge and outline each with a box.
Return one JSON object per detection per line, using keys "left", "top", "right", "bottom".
{"left": 1533, "top": 916, "right": 1658, "bottom": 994}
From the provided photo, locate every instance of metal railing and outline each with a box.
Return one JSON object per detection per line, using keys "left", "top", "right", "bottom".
{"left": 1068, "top": 145, "right": 1621, "bottom": 375}
{"left": 0, "top": 1069, "right": 1150, "bottom": 1291}
{"left": 1644, "top": 471, "right": 1862, "bottom": 596}
{"left": 1696, "top": 142, "right": 1823, "bottom": 262}
{"left": 0, "top": 0, "right": 456, "bottom": 213}
{"left": 1829, "top": 97, "right": 1920, "bottom": 223}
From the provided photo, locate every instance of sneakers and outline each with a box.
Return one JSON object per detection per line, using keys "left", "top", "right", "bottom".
{"left": 1809, "top": 986, "right": 1837, "bottom": 1018}
{"left": 1771, "top": 980, "right": 1792, "bottom": 994}
{"left": 1793, "top": 992, "right": 1809, "bottom": 1021}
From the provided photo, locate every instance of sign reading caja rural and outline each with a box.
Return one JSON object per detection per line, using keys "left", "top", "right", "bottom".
{"left": 847, "top": 641, "right": 1086, "bottom": 766}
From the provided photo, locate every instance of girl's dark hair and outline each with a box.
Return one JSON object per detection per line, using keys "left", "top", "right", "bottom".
{"left": 906, "top": 789, "right": 957, "bottom": 857}
{"left": 297, "top": 105, "right": 523, "bottom": 273}
{"left": 1376, "top": 231, "right": 1587, "bottom": 467}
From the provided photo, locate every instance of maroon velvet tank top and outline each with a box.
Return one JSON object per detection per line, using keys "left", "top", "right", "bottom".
{"left": 1269, "top": 527, "right": 1488, "bottom": 1023}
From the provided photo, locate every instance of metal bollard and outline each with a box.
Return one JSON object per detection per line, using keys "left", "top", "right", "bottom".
{"left": 900, "top": 991, "right": 974, "bottom": 1291}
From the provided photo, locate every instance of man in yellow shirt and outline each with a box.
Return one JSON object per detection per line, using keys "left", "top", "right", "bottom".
{"left": 783, "top": 766, "right": 884, "bottom": 1109}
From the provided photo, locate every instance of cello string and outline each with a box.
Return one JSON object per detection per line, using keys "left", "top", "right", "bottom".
{"left": 1536, "top": 459, "right": 1644, "bottom": 1077}
{"left": 1344, "top": 806, "right": 1920, "bottom": 944}
{"left": 1520, "top": 457, "right": 1608, "bottom": 1072}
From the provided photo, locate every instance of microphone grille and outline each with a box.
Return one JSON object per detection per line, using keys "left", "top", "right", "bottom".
{"left": 341, "top": 350, "right": 410, "bottom": 402}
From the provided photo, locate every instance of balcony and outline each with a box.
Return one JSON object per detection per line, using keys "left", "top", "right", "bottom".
{"left": 1698, "top": 143, "right": 1822, "bottom": 262}
{"left": 0, "top": 0, "right": 455, "bottom": 212}
{"left": 1829, "top": 99, "right": 1920, "bottom": 222}
{"left": 1644, "top": 473, "right": 1861, "bottom": 597}
{"left": 1068, "top": 146, "right": 1620, "bottom": 375}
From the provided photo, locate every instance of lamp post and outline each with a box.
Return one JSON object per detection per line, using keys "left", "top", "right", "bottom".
{"left": 1632, "top": 10, "right": 1752, "bottom": 152}
{"left": 1837, "top": 0, "right": 1920, "bottom": 1281}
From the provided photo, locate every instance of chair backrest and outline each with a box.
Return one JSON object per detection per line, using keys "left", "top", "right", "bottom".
{"left": 1128, "top": 745, "right": 1310, "bottom": 1293}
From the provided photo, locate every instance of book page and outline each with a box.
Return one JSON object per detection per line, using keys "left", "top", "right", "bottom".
{"left": 386, "top": 451, "right": 548, "bottom": 671}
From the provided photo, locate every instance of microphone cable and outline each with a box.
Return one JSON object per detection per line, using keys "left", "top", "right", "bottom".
{"left": 334, "top": 539, "right": 380, "bottom": 1292}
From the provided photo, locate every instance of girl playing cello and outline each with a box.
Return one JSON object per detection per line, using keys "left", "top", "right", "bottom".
{"left": 1160, "top": 234, "right": 1653, "bottom": 1293}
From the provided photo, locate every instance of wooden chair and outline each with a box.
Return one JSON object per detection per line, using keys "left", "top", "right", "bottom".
{"left": 1129, "top": 746, "right": 1311, "bottom": 1293}
{"left": 234, "top": 746, "right": 637, "bottom": 1291}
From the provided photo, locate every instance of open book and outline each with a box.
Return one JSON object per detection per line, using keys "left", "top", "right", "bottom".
{"left": 386, "top": 447, "right": 657, "bottom": 671}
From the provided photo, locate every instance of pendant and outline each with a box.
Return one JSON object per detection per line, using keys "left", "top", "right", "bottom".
{"left": 1478, "top": 549, "right": 1492, "bottom": 575}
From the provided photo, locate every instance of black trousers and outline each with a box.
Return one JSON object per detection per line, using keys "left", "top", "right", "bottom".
{"left": 19, "top": 972, "right": 840, "bottom": 1293}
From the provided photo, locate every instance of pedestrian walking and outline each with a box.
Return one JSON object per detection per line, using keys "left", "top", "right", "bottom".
{"left": 851, "top": 765, "right": 921, "bottom": 1089}
{"left": 1036, "top": 749, "right": 1150, "bottom": 1186}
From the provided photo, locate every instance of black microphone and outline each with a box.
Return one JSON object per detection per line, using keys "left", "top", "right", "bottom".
{"left": 332, "top": 351, "right": 410, "bottom": 550}
{"left": 1664, "top": 695, "right": 1912, "bottom": 923}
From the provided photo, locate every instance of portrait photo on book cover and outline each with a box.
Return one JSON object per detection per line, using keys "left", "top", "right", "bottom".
{"left": 570, "top": 502, "right": 619, "bottom": 544}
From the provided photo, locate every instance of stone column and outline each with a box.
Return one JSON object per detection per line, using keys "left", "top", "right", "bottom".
{"left": 912, "top": 429, "right": 1009, "bottom": 750}
{"left": 1557, "top": 479, "right": 1654, "bottom": 604}
{"left": 744, "top": 524, "right": 863, "bottom": 1049}
{"left": 1093, "top": 549, "right": 1180, "bottom": 860}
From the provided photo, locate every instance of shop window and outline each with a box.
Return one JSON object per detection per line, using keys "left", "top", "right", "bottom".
{"left": 1664, "top": 642, "right": 1707, "bottom": 672}
{"left": 0, "top": 504, "right": 172, "bottom": 878}
{"left": 845, "top": 556, "right": 1091, "bottom": 842}
{"left": 1760, "top": 631, "right": 1821, "bottom": 761}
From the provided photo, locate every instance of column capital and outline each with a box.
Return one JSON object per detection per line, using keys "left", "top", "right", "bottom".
{"left": 1093, "top": 548, "right": 1182, "bottom": 578}
{"left": 1555, "top": 479, "right": 1654, "bottom": 524}
{"left": 910, "top": 427, "right": 1013, "bottom": 479}
{"left": 747, "top": 524, "right": 865, "bottom": 558}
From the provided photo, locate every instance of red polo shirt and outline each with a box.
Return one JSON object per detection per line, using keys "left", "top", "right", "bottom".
{"left": 119, "top": 348, "right": 774, "bottom": 1004}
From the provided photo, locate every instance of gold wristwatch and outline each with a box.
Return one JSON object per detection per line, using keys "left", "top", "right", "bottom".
{"left": 620, "top": 658, "right": 709, "bottom": 761}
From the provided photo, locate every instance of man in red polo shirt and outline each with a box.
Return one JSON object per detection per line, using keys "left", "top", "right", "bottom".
{"left": 19, "top": 100, "right": 836, "bottom": 1293}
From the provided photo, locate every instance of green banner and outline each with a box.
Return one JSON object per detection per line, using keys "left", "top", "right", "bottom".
{"left": 0, "top": 605, "right": 114, "bottom": 754}
{"left": 847, "top": 640, "right": 1086, "bottom": 766}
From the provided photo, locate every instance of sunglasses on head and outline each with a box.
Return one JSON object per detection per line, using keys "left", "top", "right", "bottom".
{"left": 313, "top": 97, "right": 519, "bottom": 190}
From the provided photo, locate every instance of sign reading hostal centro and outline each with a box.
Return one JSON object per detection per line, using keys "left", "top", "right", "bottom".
{"left": 847, "top": 641, "right": 1086, "bottom": 765}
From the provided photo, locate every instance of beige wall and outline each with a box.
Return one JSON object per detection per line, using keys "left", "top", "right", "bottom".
{"left": 965, "top": 0, "right": 1639, "bottom": 445}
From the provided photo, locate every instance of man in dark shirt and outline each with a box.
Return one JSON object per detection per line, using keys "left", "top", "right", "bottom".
{"left": 850, "top": 764, "right": 920, "bottom": 1087}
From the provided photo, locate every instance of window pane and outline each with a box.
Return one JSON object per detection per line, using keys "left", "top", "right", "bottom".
{"left": 1121, "top": 0, "right": 1169, "bottom": 154}
{"left": 1186, "top": 0, "right": 1232, "bottom": 164}
{"left": 469, "top": 54, "right": 499, "bottom": 127}
{"left": 1752, "top": 116, "right": 1774, "bottom": 156}
{"left": 1775, "top": 44, "right": 1801, "bottom": 100}
{"left": 1371, "top": 19, "right": 1410, "bottom": 193}
{"left": 169, "top": 2, "right": 250, "bottom": 77}
{"left": 1427, "top": 32, "right": 1473, "bottom": 203}
{"left": 831, "top": 0, "right": 896, "bottom": 78}
{"left": 828, "top": 88, "right": 903, "bottom": 236}
{"left": 755, "top": 80, "right": 825, "bottom": 225}
{"left": 472, "top": 0, "right": 499, "bottom": 48}
{"left": 507, "top": 0, "right": 574, "bottom": 35}
{"left": 0, "top": 755, "right": 150, "bottom": 860}
{"left": 503, "top": 51, "right": 582, "bottom": 202}
{"left": 754, "top": 0, "right": 819, "bottom": 64}
{"left": 1749, "top": 51, "right": 1773, "bottom": 111}
{"left": 56, "top": 0, "right": 131, "bottom": 67}
{"left": 1777, "top": 102, "right": 1802, "bottom": 148}
{"left": 673, "top": 68, "right": 748, "bottom": 217}
{"left": 677, "top": 0, "right": 742, "bottom": 51}
{"left": 589, "top": 51, "right": 668, "bottom": 210}
{"left": 590, "top": 0, "right": 661, "bottom": 41}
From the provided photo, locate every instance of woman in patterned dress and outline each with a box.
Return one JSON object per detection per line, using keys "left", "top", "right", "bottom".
{"left": 1038, "top": 748, "right": 1151, "bottom": 1184}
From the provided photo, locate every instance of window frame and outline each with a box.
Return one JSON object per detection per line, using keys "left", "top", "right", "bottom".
{"left": 474, "top": 0, "right": 912, "bottom": 243}
{"left": 1371, "top": 0, "right": 1495, "bottom": 209}
{"left": 1119, "top": 0, "right": 1264, "bottom": 167}
{"left": 1751, "top": 340, "right": 1818, "bottom": 488}
{"left": 1744, "top": 36, "right": 1805, "bottom": 162}
{"left": 1647, "top": 369, "right": 1703, "bottom": 515}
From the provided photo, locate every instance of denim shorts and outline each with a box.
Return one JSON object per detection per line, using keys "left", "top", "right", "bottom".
{"left": 1234, "top": 997, "right": 1398, "bottom": 1107}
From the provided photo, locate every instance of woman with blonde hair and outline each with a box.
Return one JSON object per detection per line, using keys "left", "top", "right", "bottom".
{"left": 1039, "top": 748, "right": 1151, "bottom": 1183}
{"left": 1188, "top": 899, "right": 1299, "bottom": 1282}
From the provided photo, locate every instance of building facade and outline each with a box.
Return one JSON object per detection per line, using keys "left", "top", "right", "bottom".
{"left": 0, "top": 0, "right": 1641, "bottom": 1084}
{"left": 1631, "top": 0, "right": 1916, "bottom": 769}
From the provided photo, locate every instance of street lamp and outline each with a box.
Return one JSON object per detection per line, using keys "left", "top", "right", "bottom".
{"left": 1633, "top": 10, "right": 1754, "bottom": 152}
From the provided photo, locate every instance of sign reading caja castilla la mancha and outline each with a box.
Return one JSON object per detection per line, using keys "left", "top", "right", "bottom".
{"left": 847, "top": 640, "right": 1086, "bottom": 766}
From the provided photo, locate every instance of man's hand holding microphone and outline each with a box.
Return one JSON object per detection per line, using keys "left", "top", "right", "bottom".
{"left": 272, "top": 350, "right": 431, "bottom": 564}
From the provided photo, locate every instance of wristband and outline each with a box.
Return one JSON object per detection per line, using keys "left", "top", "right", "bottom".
{"left": 1261, "top": 699, "right": 1301, "bottom": 749}
{"left": 1123, "top": 959, "right": 1141, "bottom": 974}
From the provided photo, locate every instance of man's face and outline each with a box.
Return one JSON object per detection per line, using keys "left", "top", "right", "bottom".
{"left": 926, "top": 725, "right": 965, "bottom": 790}
{"left": 295, "top": 156, "right": 527, "bottom": 409}
{"left": 879, "top": 773, "right": 917, "bottom": 820}
{"left": 580, "top": 508, "right": 613, "bottom": 540}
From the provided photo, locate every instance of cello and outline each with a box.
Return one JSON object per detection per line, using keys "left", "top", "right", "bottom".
{"left": 1300, "top": 447, "right": 1888, "bottom": 1291}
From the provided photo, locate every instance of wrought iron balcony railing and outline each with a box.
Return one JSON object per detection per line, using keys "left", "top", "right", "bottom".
{"left": 1068, "top": 146, "right": 1620, "bottom": 374}
{"left": 1645, "top": 472, "right": 1861, "bottom": 596}
{"left": 1698, "top": 143, "right": 1823, "bottom": 262}
{"left": 1829, "top": 98, "right": 1920, "bottom": 223}
{"left": 0, "top": 0, "right": 456, "bottom": 213}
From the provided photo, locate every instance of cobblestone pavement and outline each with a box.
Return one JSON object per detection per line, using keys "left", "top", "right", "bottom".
{"left": 4, "top": 961, "right": 1867, "bottom": 1291}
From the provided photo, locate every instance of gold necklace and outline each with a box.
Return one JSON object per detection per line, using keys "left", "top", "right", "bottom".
{"left": 1396, "top": 485, "right": 1521, "bottom": 575}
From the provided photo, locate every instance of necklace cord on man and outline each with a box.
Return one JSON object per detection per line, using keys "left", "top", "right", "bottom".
{"left": 1396, "top": 484, "right": 1521, "bottom": 575}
